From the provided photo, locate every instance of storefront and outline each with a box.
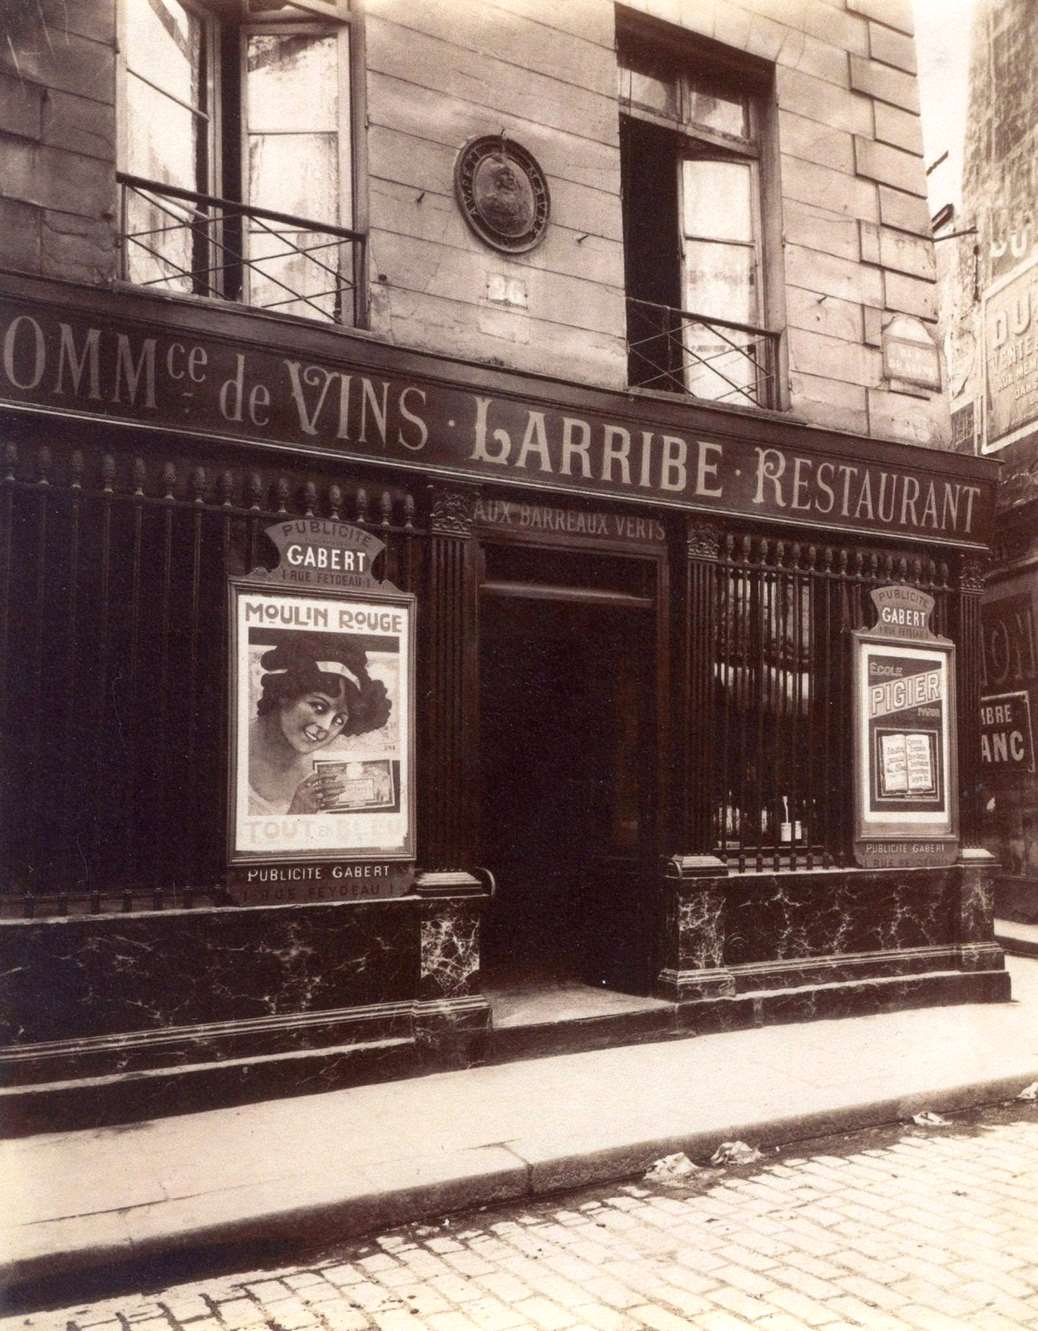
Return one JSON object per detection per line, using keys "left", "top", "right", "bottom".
{"left": 0, "top": 270, "right": 1010, "bottom": 1132}
{"left": 979, "top": 459, "right": 1038, "bottom": 923}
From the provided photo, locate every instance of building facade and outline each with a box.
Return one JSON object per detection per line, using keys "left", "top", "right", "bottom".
{"left": 0, "top": 0, "right": 1008, "bottom": 1132}
{"left": 930, "top": 0, "right": 1038, "bottom": 924}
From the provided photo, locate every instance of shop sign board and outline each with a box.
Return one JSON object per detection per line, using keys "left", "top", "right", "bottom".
{"left": 473, "top": 495, "right": 666, "bottom": 546}
{"left": 852, "top": 587, "right": 958, "bottom": 869}
{"left": 0, "top": 292, "right": 994, "bottom": 547}
{"left": 981, "top": 589, "right": 1038, "bottom": 693}
{"left": 227, "top": 521, "right": 415, "bottom": 904}
{"left": 982, "top": 256, "right": 1038, "bottom": 449}
{"left": 980, "top": 691, "right": 1035, "bottom": 773}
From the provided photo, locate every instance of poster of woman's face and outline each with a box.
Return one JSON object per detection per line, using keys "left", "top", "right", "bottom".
{"left": 229, "top": 586, "right": 413, "bottom": 862}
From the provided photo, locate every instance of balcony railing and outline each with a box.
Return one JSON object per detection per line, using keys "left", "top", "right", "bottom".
{"left": 626, "top": 296, "right": 778, "bottom": 410}
{"left": 117, "top": 173, "right": 367, "bottom": 328}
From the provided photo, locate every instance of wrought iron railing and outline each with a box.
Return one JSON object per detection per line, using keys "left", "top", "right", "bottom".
{"left": 626, "top": 296, "right": 778, "bottom": 409}
{"left": 117, "top": 173, "right": 367, "bottom": 327}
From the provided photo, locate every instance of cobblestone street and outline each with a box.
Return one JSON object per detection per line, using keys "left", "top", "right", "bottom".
{"left": 5, "top": 1105, "right": 1038, "bottom": 1331}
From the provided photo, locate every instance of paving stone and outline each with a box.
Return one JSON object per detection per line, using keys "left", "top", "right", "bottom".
{"left": 510, "top": 1297, "right": 576, "bottom": 1330}
{"left": 19, "top": 1109, "right": 1038, "bottom": 1331}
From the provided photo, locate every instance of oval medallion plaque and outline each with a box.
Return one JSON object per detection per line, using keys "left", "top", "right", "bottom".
{"left": 454, "top": 135, "right": 551, "bottom": 254}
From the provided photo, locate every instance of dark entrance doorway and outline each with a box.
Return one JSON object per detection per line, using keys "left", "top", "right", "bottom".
{"left": 478, "top": 560, "right": 659, "bottom": 997}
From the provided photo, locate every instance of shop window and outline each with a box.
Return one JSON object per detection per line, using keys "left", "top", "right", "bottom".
{"left": 617, "top": 13, "right": 782, "bottom": 409}
{"left": 119, "top": 0, "right": 364, "bottom": 324}
{"left": 705, "top": 537, "right": 955, "bottom": 871}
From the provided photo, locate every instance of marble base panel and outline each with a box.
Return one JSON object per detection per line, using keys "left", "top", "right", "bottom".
{"left": 728, "top": 945, "right": 973, "bottom": 994}
{"left": 655, "top": 966, "right": 735, "bottom": 1003}
{"left": 414, "top": 996, "right": 492, "bottom": 1067}
{"left": 2, "top": 900, "right": 418, "bottom": 1048}
{"left": 0, "top": 1023, "right": 418, "bottom": 1138}
{"left": 658, "top": 862, "right": 1005, "bottom": 994}
{"left": 722, "top": 868, "right": 961, "bottom": 964}
{"left": 0, "top": 891, "right": 492, "bottom": 1136}
{"left": 0, "top": 1000, "right": 416, "bottom": 1086}
{"left": 676, "top": 967, "right": 1011, "bottom": 1037}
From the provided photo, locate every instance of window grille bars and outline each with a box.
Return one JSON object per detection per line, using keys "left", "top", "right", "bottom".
{"left": 0, "top": 442, "right": 963, "bottom": 914}
{"left": 117, "top": 173, "right": 368, "bottom": 328}
{"left": 0, "top": 443, "right": 418, "bottom": 918}
{"left": 711, "top": 536, "right": 952, "bottom": 872}
{"left": 626, "top": 296, "right": 779, "bottom": 409}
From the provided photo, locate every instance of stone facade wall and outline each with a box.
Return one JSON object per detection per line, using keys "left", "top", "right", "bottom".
{"left": 0, "top": 1, "right": 117, "bottom": 286}
{"left": 0, "top": 0, "right": 947, "bottom": 448}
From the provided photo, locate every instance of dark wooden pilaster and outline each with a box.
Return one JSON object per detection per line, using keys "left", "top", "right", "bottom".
{"left": 416, "top": 484, "right": 480, "bottom": 883}
{"left": 956, "top": 554, "right": 987, "bottom": 848}
{"left": 682, "top": 518, "right": 722, "bottom": 854}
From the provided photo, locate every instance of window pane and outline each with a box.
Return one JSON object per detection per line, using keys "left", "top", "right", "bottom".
{"left": 683, "top": 240, "right": 756, "bottom": 323}
{"left": 682, "top": 158, "right": 753, "bottom": 242}
{"left": 126, "top": 73, "right": 201, "bottom": 187}
{"left": 246, "top": 228, "right": 343, "bottom": 322}
{"left": 683, "top": 321, "right": 760, "bottom": 405}
{"left": 687, "top": 80, "right": 748, "bottom": 138}
{"left": 617, "top": 51, "right": 679, "bottom": 119}
{"left": 125, "top": 0, "right": 204, "bottom": 111}
{"left": 246, "top": 32, "right": 339, "bottom": 132}
{"left": 124, "top": 192, "right": 203, "bottom": 295}
{"left": 248, "top": 132, "right": 338, "bottom": 219}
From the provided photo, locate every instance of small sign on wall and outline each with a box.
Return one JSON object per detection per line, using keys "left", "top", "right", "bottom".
{"left": 882, "top": 315, "right": 941, "bottom": 392}
{"left": 980, "top": 690, "right": 1036, "bottom": 774}
{"left": 852, "top": 587, "right": 959, "bottom": 869}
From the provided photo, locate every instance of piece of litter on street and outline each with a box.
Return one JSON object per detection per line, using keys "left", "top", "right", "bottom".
{"left": 1017, "top": 1081, "right": 1038, "bottom": 1101}
{"left": 643, "top": 1151, "right": 699, "bottom": 1184}
{"left": 912, "top": 1111, "right": 951, "bottom": 1127}
{"left": 710, "top": 1140, "right": 763, "bottom": 1166}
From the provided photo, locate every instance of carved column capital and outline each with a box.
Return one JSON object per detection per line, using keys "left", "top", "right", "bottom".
{"left": 687, "top": 518, "right": 722, "bottom": 561}
{"left": 428, "top": 485, "right": 477, "bottom": 537}
{"left": 958, "top": 554, "right": 990, "bottom": 595}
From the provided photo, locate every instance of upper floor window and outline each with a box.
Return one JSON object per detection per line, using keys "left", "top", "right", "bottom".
{"left": 618, "top": 14, "right": 783, "bottom": 410}
{"left": 119, "top": 0, "right": 365, "bottom": 325}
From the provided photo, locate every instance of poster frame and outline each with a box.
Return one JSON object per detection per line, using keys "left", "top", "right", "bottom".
{"left": 226, "top": 576, "right": 416, "bottom": 870}
{"left": 851, "top": 627, "right": 959, "bottom": 867}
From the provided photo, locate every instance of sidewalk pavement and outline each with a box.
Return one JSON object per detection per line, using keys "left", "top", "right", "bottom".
{"left": 996, "top": 915, "right": 1038, "bottom": 957}
{"left": 4, "top": 955, "right": 1038, "bottom": 1301}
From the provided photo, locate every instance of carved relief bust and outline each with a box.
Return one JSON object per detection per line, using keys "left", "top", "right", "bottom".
{"left": 454, "top": 135, "right": 550, "bottom": 254}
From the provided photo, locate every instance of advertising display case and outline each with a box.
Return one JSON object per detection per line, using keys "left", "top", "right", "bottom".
{"left": 227, "top": 521, "right": 416, "bottom": 903}
{"left": 852, "top": 587, "right": 959, "bottom": 869}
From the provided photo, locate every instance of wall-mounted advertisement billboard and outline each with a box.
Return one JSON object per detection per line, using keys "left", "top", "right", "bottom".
{"left": 227, "top": 522, "right": 415, "bottom": 904}
{"left": 983, "top": 256, "right": 1038, "bottom": 451}
{"left": 852, "top": 588, "right": 959, "bottom": 869}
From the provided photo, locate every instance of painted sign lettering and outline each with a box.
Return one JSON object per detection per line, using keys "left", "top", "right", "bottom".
{"left": 983, "top": 257, "right": 1038, "bottom": 448}
{"left": 0, "top": 296, "right": 993, "bottom": 544}
{"left": 473, "top": 497, "right": 667, "bottom": 544}
{"left": 980, "top": 691, "right": 1036, "bottom": 774}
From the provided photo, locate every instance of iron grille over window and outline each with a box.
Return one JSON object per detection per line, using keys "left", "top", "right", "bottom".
{"left": 0, "top": 441, "right": 418, "bottom": 917}
{"left": 707, "top": 535, "right": 953, "bottom": 872}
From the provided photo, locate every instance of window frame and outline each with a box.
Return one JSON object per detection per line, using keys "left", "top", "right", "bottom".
{"left": 237, "top": 18, "right": 355, "bottom": 314}
{"left": 116, "top": 0, "right": 368, "bottom": 322}
{"left": 118, "top": 0, "right": 221, "bottom": 197}
{"left": 616, "top": 8, "right": 788, "bottom": 412}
